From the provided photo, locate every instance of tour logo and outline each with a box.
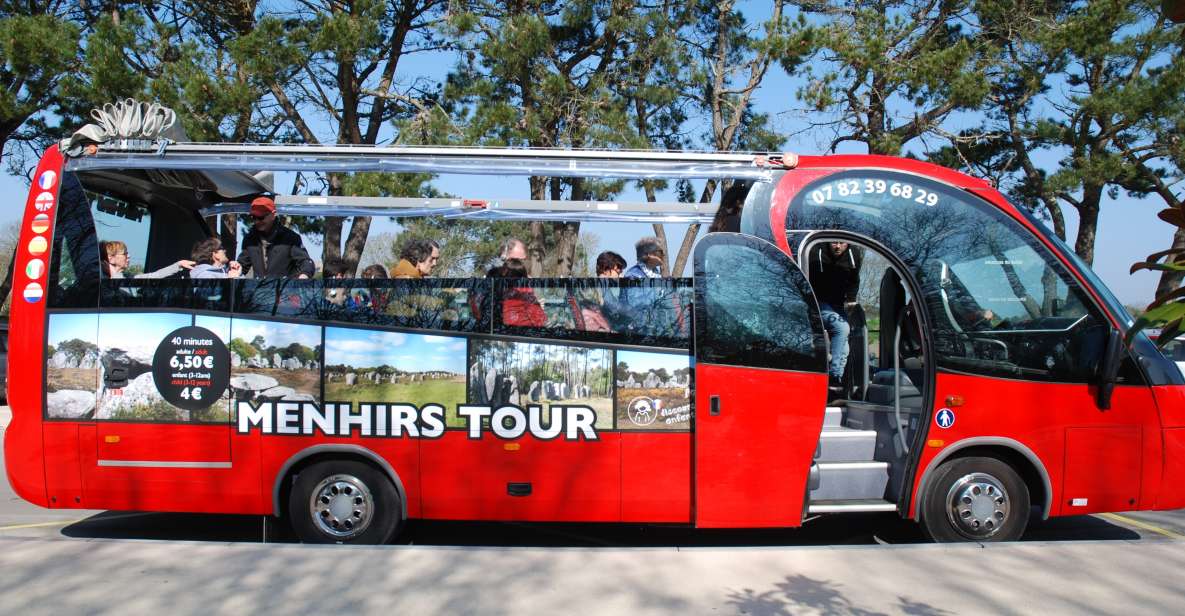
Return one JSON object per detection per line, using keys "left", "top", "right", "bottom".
{"left": 626, "top": 396, "right": 660, "bottom": 426}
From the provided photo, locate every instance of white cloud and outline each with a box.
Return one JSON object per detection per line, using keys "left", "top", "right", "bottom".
{"left": 423, "top": 335, "right": 454, "bottom": 344}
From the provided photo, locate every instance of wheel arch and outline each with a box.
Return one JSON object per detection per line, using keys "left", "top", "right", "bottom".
{"left": 912, "top": 437, "right": 1052, "bottom": 521}
{"left": 272, "top": 445, "right": 409, "bottom": 520}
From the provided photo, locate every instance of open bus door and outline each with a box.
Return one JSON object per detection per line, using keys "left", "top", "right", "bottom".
{"left": 692, "top": 233, "right": 830, "bottom": 527}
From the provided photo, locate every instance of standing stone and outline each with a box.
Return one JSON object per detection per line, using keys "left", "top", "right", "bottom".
{"left": 346, "top": 373, "right": 357, "bottom": 385}
{"left": 529, "top": 381, "right": 541, "bottom": 402}
{"left": 46, "top": 390, "right": 96, "bottom": 419}
{"left": 282, "top": 357, "right": 302, "bottom": 371}
{"left": 272, "top": 353, "right": 283, "bottom": 369}
{"left": 231, "top": 353, "right": 242, "bottom": 368}
{"left": 642, "top": 371, "right": 661, "bottom": 389}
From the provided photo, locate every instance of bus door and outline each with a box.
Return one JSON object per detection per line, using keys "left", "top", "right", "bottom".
{"left": 692, "top": 233, "right": 830, "bottom": 527}
{"left": 72, "top": 190, "right": 244, "bottom": 512}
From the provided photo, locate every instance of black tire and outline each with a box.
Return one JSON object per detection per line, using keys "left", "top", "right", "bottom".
{"left": 921, "top": 456, "right": 1030, "bottom": 543}
{"left": 288, "top": 460, "right": 402, "bottom": 545}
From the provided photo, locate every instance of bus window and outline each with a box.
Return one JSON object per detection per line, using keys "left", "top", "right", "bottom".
{"left": 787, "top": 170, "right": 1131, "bottom": 384}
{"left": 48, "top": 173, "right": 99, "bottom": 308}
{"left": 694, "top": 234, "right": 824, "bottom": 371}
{"left": 492, "top": 278, "right": 693, "bottom": 349}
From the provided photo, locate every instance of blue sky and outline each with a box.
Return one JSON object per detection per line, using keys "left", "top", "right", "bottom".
{"left": 229, "top": 317, "right": 320, "bottom": 349}
{"left": 324, "top": 328, "right": 466, "bottom": 371}
{"left": 617, "top": 350, "right": 691, "bottom": 374}
{"left": 1, "top": 2, "right": 1172, "bottom": 306}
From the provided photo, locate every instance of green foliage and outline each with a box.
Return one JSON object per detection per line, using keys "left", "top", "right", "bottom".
{"left": 228, "top": 338, "right": 257, "bottom": 359}
{"left": 57, "top": 337, "right": 98, "bottom": 360}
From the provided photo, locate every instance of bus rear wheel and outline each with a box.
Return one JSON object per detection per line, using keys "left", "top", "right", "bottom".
{"left": 922, "top": 456, "right": 1029, "bottom": 543}
{"left": 288, "top": 460, "right": 402, "bottom": 544}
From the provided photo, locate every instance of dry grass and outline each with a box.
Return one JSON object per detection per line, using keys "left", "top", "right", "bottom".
{"left": 47, "top": 368, "right": 98, "bottom": 393}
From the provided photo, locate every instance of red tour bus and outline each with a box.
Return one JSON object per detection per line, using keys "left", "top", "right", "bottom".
{"left": 6, "top": 135, "right": 1185, "bottom": 545}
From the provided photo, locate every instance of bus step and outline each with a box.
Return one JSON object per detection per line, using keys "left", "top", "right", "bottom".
{"left": 810, "top": 461, "right": 889, "bottom": 501}
{"left": 823, "top": 406, "right": 844, "bottom": 428}
{"left": 807, "top": 499, "right": 898, "bottom": 514}
{"left": 815, "top": 428, "right": 877, "bottom": 462}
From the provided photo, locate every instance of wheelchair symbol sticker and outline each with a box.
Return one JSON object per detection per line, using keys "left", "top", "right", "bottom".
{"left": 935, "top": 408, "right": 955, "bottom": 429}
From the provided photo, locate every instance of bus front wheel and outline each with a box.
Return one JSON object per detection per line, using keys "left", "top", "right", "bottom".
{"left": 921, "top": 456, "right": 1030, "bottom": 543}
{"left": 288, "top": 460, "right": 403, "bottom": 544}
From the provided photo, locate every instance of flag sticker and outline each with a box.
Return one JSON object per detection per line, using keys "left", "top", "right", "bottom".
{"left": 31, "top": 213, "right": 50, "bottom": 233}
{"left": 38, "top": 170, "right": 57, "bottom": 190}
{"left": 28, "top": 236, "right": 47, "bottom": 256}
{"left": 26, "top": 258, "right": 45, "bottom": 279}
{"left": 23, "top": 282, "right": 43, "bottom": 303}
{"left": 34, "top": 192, "right": 54, "bottom": 212}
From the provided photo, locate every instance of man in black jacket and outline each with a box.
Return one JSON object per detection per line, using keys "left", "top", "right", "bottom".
{"left": 237, "top": 196, "right": 315, "bottom": 279}
{"left": 807, "top": 241, "right": 863, "bottom": 388}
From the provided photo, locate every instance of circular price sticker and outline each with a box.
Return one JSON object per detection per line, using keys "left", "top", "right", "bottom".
{"left": 152, "top": 326, "right": 230, "bottom": 410}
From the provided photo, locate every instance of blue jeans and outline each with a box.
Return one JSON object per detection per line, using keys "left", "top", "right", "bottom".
{"left": 819, "top": 303, "right": 850, "bottom": 380}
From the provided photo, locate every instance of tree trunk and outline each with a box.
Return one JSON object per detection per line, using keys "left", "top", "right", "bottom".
{"left": 1073, "top": 189, "right": 1102, "bottom": 265}
{"left": 1156, "top": 225, "right": 1185, "bottom": 298}
{"left": 341, "top": 216, "right": 372, "bottom": 276}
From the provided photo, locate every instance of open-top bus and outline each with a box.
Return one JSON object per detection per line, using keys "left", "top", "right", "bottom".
{"left": 6, "top": 131, "right": 1185, "bottom": 544}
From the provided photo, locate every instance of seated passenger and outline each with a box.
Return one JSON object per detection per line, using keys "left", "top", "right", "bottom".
{"left": 322, "top": 258, "right": 354, "bottom": 309}
{"left": 487, "top": 259, "right": 546, "bottom": 327}
{"left": 572, "top": 251, "right": 628, "bottom": 332}
{"left": 189, "top": 238, "right": 242, "bottom": 279}
{"left": 392, "top": 239, "right": 440, "bottom": 279}
{"left": 100, "top": 240, "right": 194, "bottom": 279}
{"left": 619, "top": 239, "right": 681, "bottom": 337}
{"left": 355, "top": 263, "right": 389, "bottom": 311}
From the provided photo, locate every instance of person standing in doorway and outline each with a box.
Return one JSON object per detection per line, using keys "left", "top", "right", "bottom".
{"left": 808, "top": 241, "right": 863, "bottom": 394}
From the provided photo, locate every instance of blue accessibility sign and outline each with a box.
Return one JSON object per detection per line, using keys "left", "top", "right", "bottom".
{"left": 935, "top": 408, "right": 956, "bottom": 429}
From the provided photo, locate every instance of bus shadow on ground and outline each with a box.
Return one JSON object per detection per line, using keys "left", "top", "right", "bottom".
{"left": 58, "top": 510, "right": 1139, "bottom": 546}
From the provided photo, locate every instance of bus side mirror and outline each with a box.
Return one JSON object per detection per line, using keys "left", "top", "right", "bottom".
{"left": 1098, "top": 328, "right": 1124, "bottom": 410}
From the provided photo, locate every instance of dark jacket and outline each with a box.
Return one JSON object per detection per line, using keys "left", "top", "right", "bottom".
{"left": 807, "top": 244, "right": 862, "bottom": 308}
{"left": 237, "top": 224, "right": 315, "bottom": 278}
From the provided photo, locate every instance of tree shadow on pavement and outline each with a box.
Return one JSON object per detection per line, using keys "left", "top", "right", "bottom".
{"left": 725, "top": 574, "right": 953, "bottom": 616}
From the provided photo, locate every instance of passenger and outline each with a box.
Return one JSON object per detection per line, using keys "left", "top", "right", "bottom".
{"left": 189, "top": 237, "right": 242, "bottom": 279}
{"left": 99, "top": 240, "right": 194, "bottom": 279}
{"left": 807, "top": 241, "right": 863, "bottom": 392}
{"left": 322, "top": 258, "right": 351, "bottom": 308}
{"left": 487, "top": 259, "right": 546, "bottom": 327}
{"left": 623, "top": 237, "right": 665, "bottom": 278}
{"left": 574, "top": 251, "right": 628, "bottom": 332}
{"left": 357, "top": 264, "right": 389, "bottom": 311}
{"left": 500, "top": 237, "right": 528, "bottom": 263}
{"left": 707, "top": 180, "right": 752, "bottom": 233}
{"left": 360, "top": 264, "right": 388, "bottom": 279}
{"left": 236, "top": 196, "right": 315, "bottom": 279}
{"left": 392, "top": 239, "right": 440, "bottom": 279}
{"left": 620, "top": 240, "right": 682, "bottom": 337}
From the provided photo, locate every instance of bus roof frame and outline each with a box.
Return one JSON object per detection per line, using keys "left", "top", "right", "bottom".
{"left": 64, "top": 141, "right": 796, "bottom": 183}
{"left": 201, "top": 194, "right": 722, "bottom": 223}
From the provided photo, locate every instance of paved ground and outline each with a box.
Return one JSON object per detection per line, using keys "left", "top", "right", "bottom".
{"left": 3, "top": 406, "right": 1185, "bottom": 614}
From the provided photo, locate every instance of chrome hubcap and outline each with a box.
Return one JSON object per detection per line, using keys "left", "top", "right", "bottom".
{"left": 310, "top": 474, "right": 374, "bottom": 539}
{"left": 946, "top": 472, "right": 1010, "bottom": 539}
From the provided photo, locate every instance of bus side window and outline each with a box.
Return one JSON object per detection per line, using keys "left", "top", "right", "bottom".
{"left": 48, "top": 173, "right": 99, "bottom": 308}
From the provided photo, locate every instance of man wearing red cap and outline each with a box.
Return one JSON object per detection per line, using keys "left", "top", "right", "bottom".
{"left": 236, "top": 196, "right": 315, "bottom": 279}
